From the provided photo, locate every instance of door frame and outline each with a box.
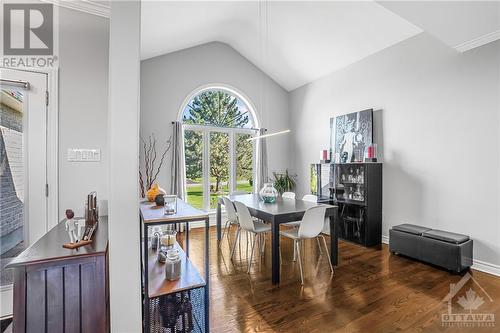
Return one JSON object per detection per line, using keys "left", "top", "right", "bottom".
{"left": 1, "top": 66, "right": 59, "bottom": 231}
{"left": 0, "top": 67, "right": 58, "bottom": 320}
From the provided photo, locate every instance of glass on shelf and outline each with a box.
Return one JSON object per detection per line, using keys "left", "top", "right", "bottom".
{"left": 164, "top": 195, "right": 177, "bottom": 215}
{"left": 151, "top": 226, "right": 162, "bottom": 251}
{"left": 160, "top": 230, "right": 177, "bottom": 251}
{"left": 353, "top": 184, "right": 364, "bottom": 201}
{"left": 165, "top": 249, "right": 181, "bottom": 281}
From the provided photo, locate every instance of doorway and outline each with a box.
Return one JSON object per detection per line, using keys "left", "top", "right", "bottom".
{"left": 0, "top": 68, "right": 49, "bottom": 319}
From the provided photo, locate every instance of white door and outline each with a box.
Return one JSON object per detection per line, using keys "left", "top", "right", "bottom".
{"left": 0, "top": 68, "right": 48, "bottom": 319}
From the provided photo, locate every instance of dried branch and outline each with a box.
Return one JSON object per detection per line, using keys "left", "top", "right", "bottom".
{"left": 139, "top": 134, "right": 173, "bottom": 197}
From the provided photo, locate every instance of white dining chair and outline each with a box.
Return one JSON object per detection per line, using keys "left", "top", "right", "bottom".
{"left": 302, "top": 194, "right": 318, "bottom": 202}
{"left": 282, "top": 192, "right": 296, "bottom": 199}
{"left": 280, "top": 205, "right": 334, "bottom": 285}
{"left": 220, "top": 197, "right": 239, "bottom": 246}
{"left": 282, "top": 194, "right": 322, "bottom": 257}
{"left": 232, "top": 201, "right": 272, "bottom": 273}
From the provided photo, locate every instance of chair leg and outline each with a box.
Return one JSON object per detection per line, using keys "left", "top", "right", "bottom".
{"left": 245, "top": 231, "right": 249, "bottom": 258}
{"left": 261, "top": 234, "right": 266, "bottom": 255}
{"left": 257, "top": 234, "right": 262, "bottom": 256}
{"left": 219, "top": 221, "right": 230, "bottom": 247}
{"left": 292, "top": 240, "right": 297, "bottom": 262}
{"left": 230, "top": 227, "right": 241, "bottom": 260}
{"left": 316, "top": 237, "right": 323, "bottom": 254}
{"left": 279, "top": 242, "right": 283, "bottom": 263}
{"left": 295, "top": 240, "right": 304, "bottom": 285}
{"left": 319, "top": 235, "right": 334, "bottom": 273}
{"left": 248, "top": 233, "right": 257, "bottom": 273}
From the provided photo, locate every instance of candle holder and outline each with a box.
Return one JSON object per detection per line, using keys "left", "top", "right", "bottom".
{"left": 365, "top": 143, "right": 378, "bottom": 162}
{"left": 164, "top": 195, "right": 177, "bottom": 215}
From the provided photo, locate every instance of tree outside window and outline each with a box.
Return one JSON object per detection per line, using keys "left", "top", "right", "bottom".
{"left": 182, "top": 89, "right": 256, "bottom": 210}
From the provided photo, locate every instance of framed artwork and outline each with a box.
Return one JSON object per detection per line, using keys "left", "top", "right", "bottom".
{"left": 330, "top": 109, "right": 373, "bottom": 163}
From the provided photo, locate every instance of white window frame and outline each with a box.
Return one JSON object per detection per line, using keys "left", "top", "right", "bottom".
{"left": 183, "top": 124, "right": 257, "bottom": 212}
{"left": 179, "top": 84, "right": 260, "bottom": 212}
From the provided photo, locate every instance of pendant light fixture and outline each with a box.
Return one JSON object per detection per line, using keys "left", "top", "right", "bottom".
{"left": 258, "top": 0, "right": 290, "bottom": 141}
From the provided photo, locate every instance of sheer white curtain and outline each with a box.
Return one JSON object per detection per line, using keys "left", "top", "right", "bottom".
{"left": 170, "top": 121, "right": 186, "bottom": 231}
{"left": 256, "top": 128, "right": 268, "bottom": 192}
{"left": 170, "top": 121, "right": 186, "bottom": 200}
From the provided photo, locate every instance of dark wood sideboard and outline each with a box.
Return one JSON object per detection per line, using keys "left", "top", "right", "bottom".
{"left": 6, "top": 218, "right": 109, "bottom": 333}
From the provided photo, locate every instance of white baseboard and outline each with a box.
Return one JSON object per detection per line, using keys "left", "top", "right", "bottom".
{"left": 188, "top": 212, "right": 219, "bottom": 229}
{"left": 471, "top": 259, "right": 500, "bottom": 277}
{"left": 381, "top": 234, "right": 389, "bottom": 244}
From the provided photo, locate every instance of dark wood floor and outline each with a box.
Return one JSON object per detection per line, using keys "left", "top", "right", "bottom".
{"left": 185, "top": 227, "right": 500, "bottom": 333}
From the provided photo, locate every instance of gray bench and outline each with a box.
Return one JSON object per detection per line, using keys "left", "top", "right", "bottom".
{"left": 389, "top": 224, "right": 473, "bottom": 272}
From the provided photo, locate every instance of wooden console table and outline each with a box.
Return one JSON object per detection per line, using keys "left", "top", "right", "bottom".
{"left": 6, "top": 218, "right": 109, "bottom": 333}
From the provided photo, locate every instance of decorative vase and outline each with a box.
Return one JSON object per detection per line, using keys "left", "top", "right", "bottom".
{"left": 146, "top": 183, "right": 166, "bottom": 202}
{"left": 259, "top": 183, "right": 278, "bottom": 203}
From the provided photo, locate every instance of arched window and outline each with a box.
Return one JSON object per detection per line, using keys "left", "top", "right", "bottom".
{"left": 181, "top": 86, "right": 258, "bottom": 211}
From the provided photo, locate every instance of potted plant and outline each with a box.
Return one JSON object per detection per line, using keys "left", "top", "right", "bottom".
{"left": 272, "top": 169, "right": 297, "bottom": 195}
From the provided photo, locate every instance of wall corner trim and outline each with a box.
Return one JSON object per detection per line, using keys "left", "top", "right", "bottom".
{"left": 454, "top": 30, "right": 500, "bottom": 52}
{"left": 41, "top": 0, "right": 110, "bottom": 18}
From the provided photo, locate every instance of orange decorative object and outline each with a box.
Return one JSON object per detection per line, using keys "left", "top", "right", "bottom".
{"left": 146, "top": 183, "right": 166, "bottom": 202}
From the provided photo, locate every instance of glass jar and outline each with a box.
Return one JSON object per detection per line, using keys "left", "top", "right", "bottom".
{"left": 259, "top": 183, "right": 278, "bottom": 203}
{"left": 165, "top": 249, "right": 181, "bottom": 281}
{"left": 164, "top": 195, "right": 177, "bottom": 215}
{"left": 160, "top": 230, "right": 177, "bottom": 252}
{"left": 151, "top": 226, "right": 162, "bottom": 251}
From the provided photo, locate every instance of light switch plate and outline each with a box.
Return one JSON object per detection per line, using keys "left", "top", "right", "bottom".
{"left": 68, "top": 148, "right": 101, "bottom": 162}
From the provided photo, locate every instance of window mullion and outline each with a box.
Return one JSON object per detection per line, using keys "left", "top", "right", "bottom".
{"left": 203, "top": 129, "right": 210, "bottom": 211}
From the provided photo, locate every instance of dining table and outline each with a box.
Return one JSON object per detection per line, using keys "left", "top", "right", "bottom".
{"left": 216, "top": 193, "right": 338, "bottom": 284}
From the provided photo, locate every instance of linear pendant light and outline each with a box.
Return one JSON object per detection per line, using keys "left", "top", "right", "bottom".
{"left": 247, "top": 129, "right": 291, "bottom": 141}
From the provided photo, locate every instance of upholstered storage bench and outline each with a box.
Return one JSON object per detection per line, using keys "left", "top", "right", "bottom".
{"left": 389, "top": 224, "right": 473, "bottom": 272}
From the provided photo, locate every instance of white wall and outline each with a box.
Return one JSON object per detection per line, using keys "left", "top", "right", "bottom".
{"left": 289, "top": 33, "right": 500, "bottom": 268}
{"left": 58, "top": 8, "right": 109, "bottom": 218}
{"left": 107, "top": 1, "right": 142, "bottom": 331}
{"left": 140, "top": 42, "right": 290, "bottom": 191}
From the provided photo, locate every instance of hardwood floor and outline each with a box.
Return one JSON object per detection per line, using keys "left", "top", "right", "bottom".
{"left": 185, "top": 227, "right": 500, "bottom": 333}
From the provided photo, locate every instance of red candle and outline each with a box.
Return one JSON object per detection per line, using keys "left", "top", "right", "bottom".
{"left": 321, "top": 150, "right": 328, "bottom": 160}
{"left": 367, "top": 146, "right": 374, "bottom": 159}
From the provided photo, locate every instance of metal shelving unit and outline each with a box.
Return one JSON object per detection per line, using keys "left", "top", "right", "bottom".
{"left": 140, "top": 200, "right": 210, "bottom": 332}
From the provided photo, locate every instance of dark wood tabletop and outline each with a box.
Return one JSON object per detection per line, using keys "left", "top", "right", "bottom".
{"left": 6, "top": 217, "right": 108, "bottom": 268}
{"left": 222, "top": 193, "right": 336, "bottom": 222}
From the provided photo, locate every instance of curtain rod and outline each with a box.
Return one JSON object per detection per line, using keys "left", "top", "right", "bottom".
{"left": 1, "top": 78, "right": 30, "bottom": 90}
{"left": 172, "top": 121, "right": 264, "bottom": 131}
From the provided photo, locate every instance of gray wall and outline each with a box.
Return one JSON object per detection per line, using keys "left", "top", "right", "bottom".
{"left": 58, "top": 8, "right": 109, "bottom": 218}
{"left": 289, "top": 33, "right": 500, "bottom": 267}
{"left": 140, "top": 42, "right": 290, "bottom": 191}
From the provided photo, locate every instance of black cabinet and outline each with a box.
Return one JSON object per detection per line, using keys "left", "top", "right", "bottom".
{"left": 332, "top": 163, "right": 382, "bottom": 247}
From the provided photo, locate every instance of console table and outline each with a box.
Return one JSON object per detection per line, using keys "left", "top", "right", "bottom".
{"left": 140, "top": 200, "right": 210, "bottom": 333}
{"left": 6, "top": 218, "right": 109, "bottom": 333}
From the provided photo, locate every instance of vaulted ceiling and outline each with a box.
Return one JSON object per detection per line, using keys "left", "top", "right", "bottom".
{"left": 141, "top": 1, "right": 422, "bottom": 91}
{"left": 45, "top": 1, "right": 500, "bottom": 92}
